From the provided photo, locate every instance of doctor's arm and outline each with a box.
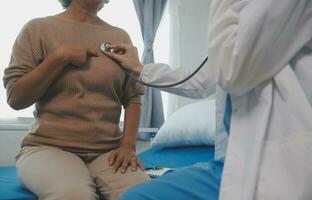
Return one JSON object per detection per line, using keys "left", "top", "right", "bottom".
{"left": 208, "top": 0, "right": 312, "bottom": 96}
{"left": 140, "top": 62, "right": 216, "bottom": 99}
{"left": 105, "top": 45, "right": 216, "bottom": 99}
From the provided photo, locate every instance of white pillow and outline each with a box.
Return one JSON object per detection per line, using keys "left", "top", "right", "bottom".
{"left": 152, "top": 99, "right": 216, "bottom": 148}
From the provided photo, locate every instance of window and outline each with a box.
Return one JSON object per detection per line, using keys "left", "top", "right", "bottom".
{"left": 0, "top": 1, "right": 63, "bottom": 118}
{"left": 0, "top": 0, "right": 169, "bottom": 120}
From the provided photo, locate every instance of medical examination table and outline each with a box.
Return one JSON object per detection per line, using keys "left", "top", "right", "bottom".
{"left": 0, "top": 146, "right": 214, "bottom": 199}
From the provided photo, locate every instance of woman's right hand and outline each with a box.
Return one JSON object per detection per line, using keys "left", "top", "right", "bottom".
{"left": 5, "top": 44, "right": 99, "bottom": 110}
{"left": 55, "top": 44, "right": 100, "bottom": 67}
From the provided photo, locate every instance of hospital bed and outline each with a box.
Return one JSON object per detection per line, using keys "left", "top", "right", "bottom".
{"left": 0, "top": 145, "right": 214, "bottom": 200}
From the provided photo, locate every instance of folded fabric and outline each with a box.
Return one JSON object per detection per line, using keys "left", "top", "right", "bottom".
{"left": 152, "top": 99, "right": 215, "bottom": 148}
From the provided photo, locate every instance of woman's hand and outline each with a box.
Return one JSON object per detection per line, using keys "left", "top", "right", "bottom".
{"left": 5, "top": 44, "right": 98, "bottom": 110}
{"left": 55, "top": 44, "right": 100, "bottom": 67}
{"left": 108, "top": 144, "right": 145, "bottom": 174}
{"left": 104, "top": 44, "right": 144, "bottom": 76}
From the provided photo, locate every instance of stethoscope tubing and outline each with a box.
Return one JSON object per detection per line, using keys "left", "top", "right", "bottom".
{"left": 100, "top": 42, "right": 208, "bottom": 88}
{"left": 123, "top": 57, "right": 208, "bottom": 88}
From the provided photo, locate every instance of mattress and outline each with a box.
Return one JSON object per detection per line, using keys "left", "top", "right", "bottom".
{"left": 0, "top": 145, "right": 214, "bottom": 200}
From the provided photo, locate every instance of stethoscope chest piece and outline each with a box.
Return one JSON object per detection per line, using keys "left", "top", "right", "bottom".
{"left": 100, "top": 42, "right": 112, "bottom": 53}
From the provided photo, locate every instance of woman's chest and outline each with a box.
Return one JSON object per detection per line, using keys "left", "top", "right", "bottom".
{"left": 55, "top": 56, "right": 126, "bottom": 93}
{"left": 39, "top": 25, "right": 128, "bottom": 96}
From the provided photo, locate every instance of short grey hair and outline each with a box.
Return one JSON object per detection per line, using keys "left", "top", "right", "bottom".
{"left": 59, "top": 0, "right": 71, "bottom": 8}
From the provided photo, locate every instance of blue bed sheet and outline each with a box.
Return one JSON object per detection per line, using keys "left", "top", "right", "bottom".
{"left": 138, "top": 145, "right": 215, "bottom": 169}
{"left": 0, "top": 167, "right": 36, "bottom": 200}
{"left": 0, "top": 145, "right": 214, "bottom": 200}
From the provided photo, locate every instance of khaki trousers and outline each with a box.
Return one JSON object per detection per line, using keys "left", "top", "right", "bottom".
{"left": 16, "top": 145, "right": 150, "bottom": 200}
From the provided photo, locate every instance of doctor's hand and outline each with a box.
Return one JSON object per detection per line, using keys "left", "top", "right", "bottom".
{"left": 104, "top": 44, "right": 144, "bottom": 76}
{"left": 55, "top": 44, "right": 100, "bottom": 67}
{"left": 108, "top": 143, "right": 145, "bottom": 174}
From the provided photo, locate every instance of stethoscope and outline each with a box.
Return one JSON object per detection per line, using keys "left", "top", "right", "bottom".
{"left": 100, "top": 42, "right": 208, "bottom": 89}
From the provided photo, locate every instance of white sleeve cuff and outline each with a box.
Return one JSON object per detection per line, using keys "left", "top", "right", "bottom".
{"left": 139, "top": 63, "right": 155, "bottom": 83}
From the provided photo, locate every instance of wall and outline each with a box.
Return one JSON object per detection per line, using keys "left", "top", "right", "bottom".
{"left": 0, "top": 118, "right": 32, "bottom": 166}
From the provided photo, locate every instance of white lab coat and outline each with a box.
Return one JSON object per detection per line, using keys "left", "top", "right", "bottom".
{"left": 140, "top": 0, "right": 312, "bottom": 199}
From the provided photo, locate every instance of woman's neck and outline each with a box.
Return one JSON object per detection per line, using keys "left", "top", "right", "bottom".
{"left": 62, "top": 2, "right": 101, "bottom": 24}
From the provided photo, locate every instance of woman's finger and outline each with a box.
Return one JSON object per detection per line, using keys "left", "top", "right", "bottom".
{"left": 130, "top": 158, "right": 138, "bottom": 171}
{"left": 87, "top": 49, "right": 100, "bottom": 57}
{"left": 108, "top": 151, "right": 117, "bottom": 166}
{"left": 120, "top": 157, "right": 131, "bottom": 174}
{"left": 137, "top": 160, "right": 145, "bottom": 171}
{"left": 113, "top": 157, "right": 123, "bottom": 173}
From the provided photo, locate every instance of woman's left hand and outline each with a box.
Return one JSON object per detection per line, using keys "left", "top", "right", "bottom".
{"left": 108, "top": 144, "right": 145, "bottom": 174}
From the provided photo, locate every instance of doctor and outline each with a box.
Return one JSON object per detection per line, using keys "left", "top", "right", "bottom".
{"left": 106, "top": 0, "right": 312, "bottom": 199}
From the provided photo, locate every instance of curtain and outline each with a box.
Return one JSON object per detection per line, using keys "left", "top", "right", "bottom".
{"left": 133, "top": 0, "right": 167, "bottom": 128}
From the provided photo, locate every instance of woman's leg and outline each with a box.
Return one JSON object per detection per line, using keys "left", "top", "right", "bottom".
{"left": 16, "top": 146, "right": 98, "bottom": 200}
{"left": 119, "top": 161, "right": 224, "bottom": 200}
{"left": 87, "top": 151, "right": 150, "bottom": 200}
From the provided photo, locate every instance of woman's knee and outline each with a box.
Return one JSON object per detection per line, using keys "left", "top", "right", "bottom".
{"left": 45, "top": 183, "right": 98, "bottom": 200}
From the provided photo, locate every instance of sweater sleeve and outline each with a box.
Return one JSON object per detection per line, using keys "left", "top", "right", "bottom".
{"left": 3, "top": 19, "right": 44, "bottom": 102}
{"left": 120, "top": 30, "right": 145, "bottom": 108}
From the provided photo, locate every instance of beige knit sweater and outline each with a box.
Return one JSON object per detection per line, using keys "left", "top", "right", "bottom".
{"left": 3, "top": 16, "right": 144, "bottom": 152}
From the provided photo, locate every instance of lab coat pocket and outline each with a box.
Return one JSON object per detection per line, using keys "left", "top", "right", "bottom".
{"left": 256, "top": 132, "right": 312, "bottom": 200}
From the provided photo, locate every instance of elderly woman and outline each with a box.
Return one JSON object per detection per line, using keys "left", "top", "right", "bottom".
{"left": 2, "top": 0, "right": 149, "bottom": 199}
